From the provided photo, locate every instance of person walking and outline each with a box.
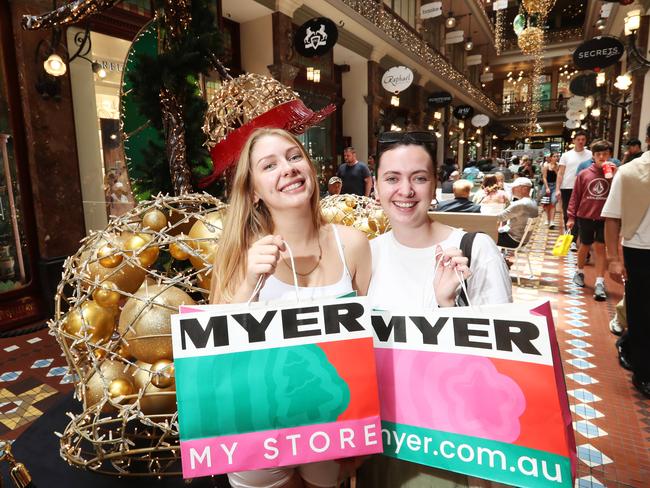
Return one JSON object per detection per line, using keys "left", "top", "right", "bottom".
{"left": 336, "top": 146, "right": 372, "bottom": 196}
{"left": 541, "top": 152, "right": 560, "bottom": 228}
{"left": 556, "top": 130, "right": 593, "bottom": 249}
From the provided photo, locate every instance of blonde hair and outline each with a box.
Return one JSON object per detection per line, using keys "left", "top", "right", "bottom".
{"left": 210, "top": 128, "right": 322, "bottom": 303}
{"left": 452, "top": 179, "right": 473, "bottom": 197}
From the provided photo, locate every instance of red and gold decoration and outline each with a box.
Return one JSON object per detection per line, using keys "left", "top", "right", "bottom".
{"left": 320, "top": 195, "right": 391, "bottom": 239}
{"left": 52, "top": 193, "right": 226, "bottom": 476}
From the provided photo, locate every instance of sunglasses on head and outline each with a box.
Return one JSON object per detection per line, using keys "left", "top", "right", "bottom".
{"left": 377, "top": 131, "right": 436, "bottom": 145}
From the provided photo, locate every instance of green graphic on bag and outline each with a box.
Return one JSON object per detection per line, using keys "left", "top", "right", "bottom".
{"left": 176, "top": 344, "right": 350, "bottom": 439}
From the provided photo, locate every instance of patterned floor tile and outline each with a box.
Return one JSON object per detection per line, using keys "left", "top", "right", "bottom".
{"left": 26, "top": 337, "right": 42, "bottom": 344}
{"left": 0, "top": 371, "right": 22, "bottom": 382}
{"left": 567, "top": 389, "right": 601, "bottom": 403}
{"left": 577, "top": 444, "right": 613, "bottom": 467}
{"left": 567, "top": 373, "right": 599, "bottom": 385}
{"left": 45, "top": 366, "right": 68, "bottom": 377}
{"left": 566, "top": 358, "right": 596, "bottom": 369}
{"left": 566, "top": 329, "right": 591, "bottom": 338}
{"left": 566, "top": 339, "right": 592, "bottom": 348}
{"left": 571, "top": 403, "right": 604, "bottom": 420}
{"left": 3, "top": 345, "right": 19, "bottom": 352}
{"left": 575, "top": 475, "right": 605, "bottom": 488}
{"left": 573, "top": 420, "right": 608, "bottom": 439}
{"left": 566, "top": 349, "right": 594, "bottom": 359}
{"left": 30, "top": 359, "right": 53, "bottom": 369}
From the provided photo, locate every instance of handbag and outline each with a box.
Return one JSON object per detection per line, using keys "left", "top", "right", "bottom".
{"left": 552, "top": 231, "right": 573, "bottom": 256}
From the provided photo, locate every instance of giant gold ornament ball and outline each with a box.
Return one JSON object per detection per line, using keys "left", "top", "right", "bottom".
{"left": 187, "top": 210, "right": 224, "bottom": 270}
{"left": 118, "top": 284, "right": 195, "bottom": 364}
{"left": 63, "top": 301, "right": 116, "bottom": 345}
{"left": 133, "top": 361, "right": 177, "bottom": 415}
{"left": 169, "top": 233, "right": 192, "bottom": 261}
{"left": 108, "top": 378, "right": 135, "bottom": 399}
{"left": 522, "top": 0, "right": 556, "bottom": 16}
{"left": 141, "top": 209, "right": 168, "bottom": 232}
{"left": 124, "top": 233, "right": 160, "bottom": 268}
{"left": 83, "top": 239, "right": 146, "bottom": 294}
{"left": 321, "top": 205, "right": 342, "bottom": 224}
{"left": 518, "top": 27, "right": 544, "bottom": 55}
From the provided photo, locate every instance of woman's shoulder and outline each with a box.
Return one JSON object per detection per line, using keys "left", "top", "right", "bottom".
{"left": 330, "top": 224, "right": 370, "bottom": 250}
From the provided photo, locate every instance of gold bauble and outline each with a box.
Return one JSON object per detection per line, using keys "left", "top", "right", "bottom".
{"left": 353, "top": 218, "right": 379, "bottom": 238}
{"left": 141, "top": 209, "right": 168, "bottom": 232}
{"left": 518, "top": 27, "right": 544, "bottom": 55}
{"left": 133, "top": 361, "right": 177, "bottom": 415}
{"left": 118, "top": 284, "right": 195, "bottom": 363}
{"left": 150, "top": 359, "right": 175, "bottom": 388}
{"left": 92, "top": 281, "right": 121, "bottom": 308}
{"left": 63, "top": 301, "right": 116, "bottom": 345}
{"left": 167, "top": 208, "right": 196, "bottom": 236}
{"left": 97, "top": 244, "right": 122, "bottom": 268}
{"left": 370, "top": 208, "right": 390, "bottom": 233}
{"left": 321, "top": 205, "right": 341, "bottom": 224}
{"left": 124, "top": 233, "right": 159, "bottom": 268}
{"left": 117, "top": 342, "right": 133, "bottom": 360}
{"left": 108, "top": 378, "right": 135, "bottom": 399}
{"left": 84, "top": 360, "right": 131, "bottom": 409}
{"left": 187, "top": 211, "right": 224, "bottom": 271}
{"left": 169, "top": 234, "right": 192, "bottom": 261}
{"left": 344, "top": 196, "right": 357, "bottom": 209}
{"left": 84, "top": 240, "right": 146, "bottom": 294}
{"left": 196, "top": 271, "right": 212, "bottom": 293}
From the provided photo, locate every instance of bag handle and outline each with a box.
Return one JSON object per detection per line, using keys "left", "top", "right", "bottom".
{"left": 433, "top": 247, "right": 472, "bottom": 308}
{"left": 247, "top": 239, "right": 300, "bottom": 305}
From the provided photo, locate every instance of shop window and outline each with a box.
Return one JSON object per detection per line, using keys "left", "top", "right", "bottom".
{"left": 0, "top": 50, "right": 30, "bottom": 291}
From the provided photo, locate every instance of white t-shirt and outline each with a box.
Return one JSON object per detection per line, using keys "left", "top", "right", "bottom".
{"left": 601, "top": 166, "right": 650, "bottom": 250}
{"left": 368, "top": 228, "right": 512, "bottom": 309}
{"left": 559, "top": 148, "right": 593, "bottom": 189}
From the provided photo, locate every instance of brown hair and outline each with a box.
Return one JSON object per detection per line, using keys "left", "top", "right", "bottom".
{"left": 590, "top": 139, "right": 612, "bottom": 154}
{"left": 210, "top": 128, "right": 322, "bottom": 303}
{"left": 481, "top": 174, "right": 500, "bottom": 195}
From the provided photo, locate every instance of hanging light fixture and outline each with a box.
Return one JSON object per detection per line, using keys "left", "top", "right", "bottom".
{"left": 614, "top": 73, "right": 632, "bottom": 91}
{"left": 43, "top": 53, "right": 67, "bottom": 76}
{"left": 390, "top": 95, "right": 400, "bottom": 107}
{"left": 446, "top": 12, "right": 457, "bottom": 29}
{"left": 92, "top": 62, "right": 107, "bottom": 79}
{"left": 458, "top": 121, "right": 465, "bottom": 129}
{"left": 464, "top": 13, "right": 474, "bottom": 51}
{"left": 596, "top": 72, "right": 606, "bottom": 86}
{"left": 306, "top": 67, "right": 314, "bottom": 81}
{"left": 313, "top": 69, "right": 321, "bottom": 83}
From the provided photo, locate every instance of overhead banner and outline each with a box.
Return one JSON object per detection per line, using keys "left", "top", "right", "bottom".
{"left": 172, "top": 298, "right": 382, "bottom": 478}
{"left": 372, "top": 301, "right": 576, "bottom": 487}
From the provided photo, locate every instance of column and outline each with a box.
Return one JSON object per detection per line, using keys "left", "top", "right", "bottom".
{"left": 268, "top": 10, "right": 299, "bottom": 87}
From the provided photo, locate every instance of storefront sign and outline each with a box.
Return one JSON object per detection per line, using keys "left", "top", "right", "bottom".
{"left": 382, "top": 66, "right": 414, "bottom": 94}
{"left": 453, "top": 105, "right": 474, "bottom": 120}
{"left": 445, "top": 30, "right": 465, "bottom": 44}
{"left": 471, "top": 114, "right": 490, "bottom": 128}
{"left": 573, "top": 36, "right": 624, "bottom": 71}
{"left": 427, "top": 91, "right": 453, "bottom": 108}
{"left": 173, "top": 298, "right": 382, "bottom": 478}
{"left": 420, "top": 2, "right": 442, "bottom": 19}
{"left": 569, "top": 73, "right": 597, "bottom": 96}
{"left": 295, "top": 17, "right": 339, "bottom": 57}
{"left": 467, "top": 54, "right": 483, "bottom": 66}
{"left": 480, "top": 72, "right": 494, "bottom": 83}
{"left": 493, "top": 0, "right": 508, "bottom": 10}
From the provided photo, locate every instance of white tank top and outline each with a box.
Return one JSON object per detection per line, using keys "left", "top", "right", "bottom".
{"left": 258, "top": 225, "right": 354, "bottom": 302}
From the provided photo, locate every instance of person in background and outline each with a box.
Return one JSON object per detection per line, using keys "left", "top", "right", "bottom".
{"left": 326, "top": 176, "right": 342, "bottom": 196}
{"left": 602, "top": 124, "right": 650, "bottom": 398}
{"left": 473, "top": 174, "right": 509, "bottom": 206}
{"left": 494, "top": 171, "right": 506, "bottom": 190}
{"left": 462, "top": 159, "right": 480, "bottom": 180}
{"left": 478, "top": 158, "right": 495, "bottom": 173}
{"left": 495, "top": 177, "right": 539, "bottom": 248}
{"left": 367, "top": 154, "right": 376, "bottom": 174}
{"left": 508, "top": 155, "right": 520, "bottom": 175}
{"left": 541, "top": 152, "right": 560, "bottom": 229}
{"left": 621, "top": 138, "right": 643, "bottom": 164}
{"left": 437, "top": 179, "right": 482, "bottom": 213}
{"left": 567, "top": 139, "right": 615, "bottom": 301}
{"left": 439, "top": 157, "right": 458, "bottom": 183}
{"left": 517, "top": 155, "right": 536, "bottom": 180}
{"left": 337, "top": 146, "right": 372, "bottom": 196}
{"left": 556, "top": 130, "right": 592, "bottom": 248}
{"left": 441, "top": 170, "right": 460, "bottom": 194}
{"left": 495, "top": 160, "right": 513, "bottom": 181}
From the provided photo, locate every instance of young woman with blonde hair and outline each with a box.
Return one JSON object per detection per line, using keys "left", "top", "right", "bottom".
{"left": 210, "top": 127, "right": 370, "bottom": 488}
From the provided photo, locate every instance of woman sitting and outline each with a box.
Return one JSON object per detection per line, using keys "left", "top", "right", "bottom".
{"left": 473, "top": 174, "right": 510, "bottom": 214}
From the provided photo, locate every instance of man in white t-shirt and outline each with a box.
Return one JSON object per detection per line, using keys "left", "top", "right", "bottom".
{"left": 556, "top": 130, "right": 593, "bottom": 244}
{"left": 601, "top": 125, "right": 650, "bottom": 398}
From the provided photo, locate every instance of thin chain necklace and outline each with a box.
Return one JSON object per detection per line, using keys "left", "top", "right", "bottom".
{"left": 282, "top": 238, "right": 322, "bottom": 276}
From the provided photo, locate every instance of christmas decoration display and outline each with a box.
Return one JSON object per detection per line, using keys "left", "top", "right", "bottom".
{"left": 320, "top": 195, "right": 391, "bottom": 239}
{"left": 21, "top": 0, "right": 124, "bottom": 30}
{"left": 52, "top": 193, "right": 226, "bottom": 476}
{"left": 200, "top": 73, "right": 335, "bottom": 186}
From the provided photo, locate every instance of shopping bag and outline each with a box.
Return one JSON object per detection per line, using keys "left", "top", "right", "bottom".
{"left": 171, "top": 296, "right": 382, "bottom": 478}
{"left": 552, "top": 232, "right": 573, "bottom": 256}
{"left": 371, "top": 301, "right": 576, "bottom": 488}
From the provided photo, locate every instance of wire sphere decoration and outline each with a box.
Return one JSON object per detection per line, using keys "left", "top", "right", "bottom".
{"left": 52, "top": 193, "right": 226, "bottom": 476}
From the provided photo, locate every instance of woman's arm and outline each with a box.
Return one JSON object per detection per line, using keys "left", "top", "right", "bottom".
{"left": 337, "top": 225, "right": 371, "bottom": 296}
{"left": 542, "top": 163, "right": 549, "bottom": 192}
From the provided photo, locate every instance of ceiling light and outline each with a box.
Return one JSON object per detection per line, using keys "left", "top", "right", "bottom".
{"left": 446, "top": 12, "right": 457, "bottom": 29}
{"left": 625, "top": 10, "right": 641, "bottom": 35}
{"left": 591, "top": 108, "right": 601, "bottom": 118}
{"left": 44, "top": 53, "right": 66, "bottom": 76}
{"left": 464, "top": 39, "right": 474, "bottom": 51}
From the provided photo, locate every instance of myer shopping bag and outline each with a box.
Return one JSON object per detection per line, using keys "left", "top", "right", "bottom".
{"left": 171, "top": 297, "right": 382, "bottom": 478}
{"left": 552, "top": 232, "right": 574, "bottom": 257}
{"left": 371, "top": 301, "right": 576, "bottom": 488}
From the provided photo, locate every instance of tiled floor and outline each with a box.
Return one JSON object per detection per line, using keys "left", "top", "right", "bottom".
{"left": 1, "top": 218, "right": 649, "bottom": 487}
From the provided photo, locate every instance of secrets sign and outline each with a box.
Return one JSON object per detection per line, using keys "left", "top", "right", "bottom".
{"left": 573, "top": 36, "right": 624, "bottom": 71}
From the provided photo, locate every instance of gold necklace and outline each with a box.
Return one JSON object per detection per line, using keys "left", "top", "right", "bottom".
{"left": 283, "top": 239, "right": 323, "bottom": 276}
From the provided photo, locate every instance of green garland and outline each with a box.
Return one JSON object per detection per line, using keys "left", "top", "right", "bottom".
{"left": 126, "top": 0, "right": 223, "bottom": 199}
